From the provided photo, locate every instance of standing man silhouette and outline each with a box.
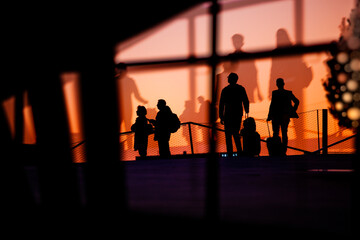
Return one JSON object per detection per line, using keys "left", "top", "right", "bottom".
{"left": 219, "top": 72, "right": 249, "bottom": 155}
{"left": 267, "top": 78, "right": 300, "bottom": 155}
{"left": 150, "top": 99, "right": 173, "bottom": 158}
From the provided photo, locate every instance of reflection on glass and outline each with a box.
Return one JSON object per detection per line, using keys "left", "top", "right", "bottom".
{"left": 113, "top": 0, "right": 356, "bottom": 159}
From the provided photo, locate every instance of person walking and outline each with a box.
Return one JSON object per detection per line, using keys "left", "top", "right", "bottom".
{"left": 219, "top": 72, "right": 249, "bottom": 155}
{"left": 267, "top": 78, "right": 299, "bottom": 155}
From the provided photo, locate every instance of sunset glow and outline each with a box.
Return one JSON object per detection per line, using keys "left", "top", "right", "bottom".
{"left": 3, "top": 0, "right": 353, "bottom": 161}
{"left": 112, "top": 0, "right": 356, "bottom": 159}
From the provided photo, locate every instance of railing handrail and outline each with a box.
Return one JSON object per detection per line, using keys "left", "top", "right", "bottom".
{"left": 312, "top": 134, "right": 356, "bottom": 154}
{"left": 72, "top": 110, "right": 356, "bottom": 156}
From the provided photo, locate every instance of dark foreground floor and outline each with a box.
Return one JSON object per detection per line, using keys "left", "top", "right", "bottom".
{"left": 124, "top": 154, "right": 357, "bottom": 237}
{"left": 5, "top": 154, "right": 358, "bottom": 238}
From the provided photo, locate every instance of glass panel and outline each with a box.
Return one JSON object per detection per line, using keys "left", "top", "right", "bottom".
{"left": 215, "top": 50, "right": 356, "bottom": 155}
{"left": 1, "top": 96, "right": 15, "bottom": 140}
{"left": 115, "top": 2, "right": 212, "bottom": 63}
{"left": 61, "top": 72, "right": 86, "bottom": 163}
{"left": 218, "top": 0, "right": 296, "bottom": 54}
{"left": 23, "top": 91, "right": 36, "bottom": 144}
{"left": 116, "top": 64, "right": 211, "bottom": 160}
{"left": 218, "top": 0, "right": 354, "bottom": 55}
{"left": 303, "top": 0, "right": 355, "bottom": 45}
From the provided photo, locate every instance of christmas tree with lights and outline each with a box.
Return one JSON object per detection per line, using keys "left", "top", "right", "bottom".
{"left": 324, "top": 1, "right": 360, "bottom": 130}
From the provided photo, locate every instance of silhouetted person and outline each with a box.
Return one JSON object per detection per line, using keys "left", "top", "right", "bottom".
{"left": 215, "top": 60, "right": 237, "bottom": 121}
{"left": 219, "top": 72, "right": 249, "bottom": 155}
{"left": 149, "top": 99, "right": 173, "bottom": 158}
{"left": 268, "top": 29, "right": 312, "bottom": 144}
{"left": 197, "top": 96, "right": 211, "bottom": 124}
{"left": 131, "top": 105, "right": 153, "bottom": 158}
{"left": 231, "top": 34, "right": 263, "bottom": 103}
{"left": 115, "top": 63, "right": 148, "bottom": 149}
{"left": 267, "top": 78, "right": 299, "bottom": 155}
{"left": 240, "top": 117, "right": 261, "bottom": 157}
{"left": 180, "top": 100, "right": 196, "bottom": 148}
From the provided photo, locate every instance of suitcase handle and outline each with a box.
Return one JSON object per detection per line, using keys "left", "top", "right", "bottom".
{"left": 266, "top": 121, "right": 271, "bottom": 138}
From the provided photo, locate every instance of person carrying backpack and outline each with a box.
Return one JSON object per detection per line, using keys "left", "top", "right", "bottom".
{"left": 149, "top": 99, "right": 177, "bottom": 158}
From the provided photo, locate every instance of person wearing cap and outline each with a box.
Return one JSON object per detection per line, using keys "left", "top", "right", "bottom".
{"left": 219, "top": 72, "right": 249, "bottom": 155}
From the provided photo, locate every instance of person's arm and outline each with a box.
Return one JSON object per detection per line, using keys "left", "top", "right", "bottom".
{"left": 291, "top": 92, "right": 299, "bottom": 111}
{"left": 130, "top": 78, "right": 148, "bottom": 104}
{"left": 243, "top": 87, "right": 250, "bottom": 114}
{"left": 219, "top": 90, "right": 225, "bottom": 124}
{"left": 131, "top": 123, "right": 136, "bottom": 132}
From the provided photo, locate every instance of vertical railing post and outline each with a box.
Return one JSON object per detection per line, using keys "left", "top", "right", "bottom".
{"left": 188, "top": 122, "right": 194, "bottom": 155}
{"left": 322, "top": 109, "right": 328, "bottom": 154}
{"left": 317, "top": 109, "right": 320, "bottom": 152}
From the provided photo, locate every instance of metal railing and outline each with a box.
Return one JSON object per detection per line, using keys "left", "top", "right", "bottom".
{"left": 70, "top": 109, "right": 356, "bottom": 162}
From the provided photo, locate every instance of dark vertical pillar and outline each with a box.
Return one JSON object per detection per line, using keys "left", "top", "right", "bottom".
{"left": 353, "top": 126, "right": 360, "bottom": 237}
{"left": 206, "top": 0, "right": 220, "bottom": 222}
{"left": 27, "top": 61, "right": 80, "bottom": 221}
{"left": 317, "top": 109, "right": 320, "bottom": 151}
{"left": 79, "top": 42, "right": 127, "bottom": 218}
{"left": 188, "top": 15, "right": 197, "bottom": 112}
{"left": 294, "top": 0, "right": 304, "bottom": 45}
{"left": 0, "top": 97, "right": 34, "bottom": 218}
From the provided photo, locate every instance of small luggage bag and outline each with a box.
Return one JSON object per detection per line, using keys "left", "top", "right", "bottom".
{"left": 266, "top": 122, "right": 282, "bottom": 156}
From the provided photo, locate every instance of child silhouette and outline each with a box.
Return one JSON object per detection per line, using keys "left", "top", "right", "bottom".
{"left": 240, "top": 117, "right": 261, "bottom": 156}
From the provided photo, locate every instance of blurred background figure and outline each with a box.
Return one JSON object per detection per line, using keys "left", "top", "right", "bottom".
{"left": 231, "top": 33, "right": 263, "bottom": 103}
{"left": 268, "top": 29, "right": 312, "bottom": 144}
{"left": 115, "top": 63, "right": 148, "bottom": 150}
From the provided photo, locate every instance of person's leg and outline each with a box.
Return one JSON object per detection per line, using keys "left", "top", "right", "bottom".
{"left": 158, "top": 139, "right": 170, "bottom": 158}
{"left": 158, "top": 139, "right": 165, "bottom": 157}
{"left": 270, "top": 119, "right": 282, "bottom": 156}
{"left": 224, "top": 123, "right": 233, "bottom": 154}
{"left": 138, "top": 144, "right": 147, "bottom": 158}
{"left": 225, "top": 131, "right": 233, "bottom": 154}
{"left": 272, "top": 119, "right": 280, "bottom": 138}
{"left": 163, "top": 140, "right": 171, "bottom": 157}
{"left": 233, "top": 120, "right": 242, "bottom": 154}
{"left": 280, "top": 118, "right": 290, "bottom": 155}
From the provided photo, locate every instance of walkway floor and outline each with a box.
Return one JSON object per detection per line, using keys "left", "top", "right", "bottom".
{"left": 125, "top": 154, "right": 357, "bottom": 236}
{"left": 13, "top": 153, "right": 358, "bottom": 237}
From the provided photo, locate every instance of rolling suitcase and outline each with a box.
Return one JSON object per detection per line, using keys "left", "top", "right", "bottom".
{"left": 266, "top": 122, "right": 282, "bottom": 156}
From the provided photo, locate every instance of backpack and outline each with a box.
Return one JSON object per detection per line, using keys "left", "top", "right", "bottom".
{"left": 169, "top": 113, "right": 181, "bottom": 133}
{"left": 241, "top": 117, "right": 261, "bottom": 156}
